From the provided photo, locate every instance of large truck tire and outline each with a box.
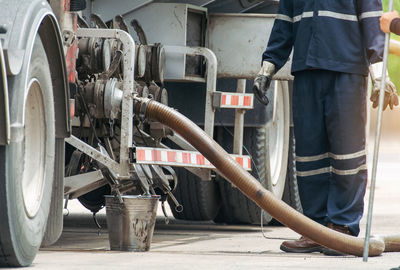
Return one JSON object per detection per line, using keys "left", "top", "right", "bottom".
{"left": 168, "top": 167, "right": 221, "bottom": 221}
{"left": 0, "top": 35, "right": 55, "bottom": 266}
{"left": 281, "top": 127, "right": 302, "bottom": 213}
{"left": 41, "top": 138, "right": 65, "bottom": 247}
{"left": 215, "top": 81, "right": 293, "bottom": 224}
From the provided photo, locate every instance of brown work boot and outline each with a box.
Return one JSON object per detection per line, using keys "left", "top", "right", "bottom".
{"left": 280, "top": 236, "right": 325, "bottom": 253}
{"left": 322, "top": 222, "right": 353, "bottom": 256}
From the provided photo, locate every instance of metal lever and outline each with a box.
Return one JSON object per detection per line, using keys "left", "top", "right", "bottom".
{"left": 161, "top": 201, "right": 170, "bottom": 224}
{"left": 167, "top": 191, "right": 183, "bottom": 213}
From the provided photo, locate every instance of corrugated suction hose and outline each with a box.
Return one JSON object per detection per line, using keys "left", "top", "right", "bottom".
{"left": 136, "top": 97, "right": 388, "bottom": 256}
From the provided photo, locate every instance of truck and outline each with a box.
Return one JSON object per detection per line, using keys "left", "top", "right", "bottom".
{"left": 0, "top": 0, "right": 301, "bottom": 266}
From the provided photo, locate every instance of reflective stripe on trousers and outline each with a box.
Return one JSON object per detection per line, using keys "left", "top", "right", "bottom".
{"left": 292, "top": 69, "right": 367, "bottom": 236}
{"left": 275, "top": 10, "right": 382, "bottom": 24}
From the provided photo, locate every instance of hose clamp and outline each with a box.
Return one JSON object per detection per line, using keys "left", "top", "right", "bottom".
{"left": 133, "top": 97, "right": 152, "bottom": 122}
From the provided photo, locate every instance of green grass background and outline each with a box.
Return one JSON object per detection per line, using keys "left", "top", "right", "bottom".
{"left": 383, "top": 0, "right": 400, "bottom": 92}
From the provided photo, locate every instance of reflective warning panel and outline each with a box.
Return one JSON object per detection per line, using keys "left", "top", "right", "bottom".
{"left": 212, "top": 92, "right": 254, "bottom": 109}
{"left": 135, "top": 147, "right": 251, "bottom": 171}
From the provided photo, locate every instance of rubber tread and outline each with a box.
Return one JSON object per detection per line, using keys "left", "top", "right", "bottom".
{"left": 168, "top": 167, "right": 221, "bottom": 221}
{"left": 282, "top": 127, "right": 302, "bottom": 213}
{"left": 41, "top": 139, "right": 65, "bottom": 247}
{"left": 0, "top": 35, "right": 55, "bottom": 266}
{"left": 215, "top": 127, "right": 270, "bottom": 224}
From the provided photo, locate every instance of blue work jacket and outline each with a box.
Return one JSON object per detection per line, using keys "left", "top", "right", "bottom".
{"left": 262, "top": 0, "right": 385, "bottom": 76}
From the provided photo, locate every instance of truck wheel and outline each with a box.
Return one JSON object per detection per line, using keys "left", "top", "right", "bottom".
{"left": 269, "top": 126, "right": 303, "bottom": 225}
{"left": 282, "top": 127, "right": 302, "bottom": 213}
{"left": 168, "top": 167, "right": 221, "bottom": 221}
{"left": 41, "top": 139, "right": 65, "bottom": 247}
{"left": 0, "top": 35, "right": 55, "bottom": 266}
{"left": 215, "top": 81, "right": 292, "bottom": 224}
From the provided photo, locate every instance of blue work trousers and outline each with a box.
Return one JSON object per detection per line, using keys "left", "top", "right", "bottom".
{"left": 292, "top": 69, "right": 368, "bottom": 236}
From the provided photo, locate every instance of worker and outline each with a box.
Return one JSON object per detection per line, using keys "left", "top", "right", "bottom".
{"left": 380, "top": 10, "right": 400, "bottom": 35}
{"left": 253, "top": 0, "right": 398, "bottom": 255}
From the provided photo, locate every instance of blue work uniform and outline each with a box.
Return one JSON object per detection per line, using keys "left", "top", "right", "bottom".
{"left": 262, "top": 0, "right": 384, "bottom": 236}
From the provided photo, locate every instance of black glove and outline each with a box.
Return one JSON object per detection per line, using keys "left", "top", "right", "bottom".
{"left": 253, "top": 75, "right": 272, "bottom": 105}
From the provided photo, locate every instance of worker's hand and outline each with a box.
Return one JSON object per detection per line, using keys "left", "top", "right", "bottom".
{"left": 253, "top": 61, "right": 275, "bottom": 105}
{"left": 380, "top": 11, "right": 399, "bottom": 33}
{"left": 370, "top": 62, "right": 399, "bottom": 110}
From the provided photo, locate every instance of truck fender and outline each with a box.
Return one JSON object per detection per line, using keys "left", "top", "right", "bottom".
{"left": 0, "top": 0, "right": 70, "bottom": 145}
{"left": 0, "top": 41, "right": 10, "bottom": 145}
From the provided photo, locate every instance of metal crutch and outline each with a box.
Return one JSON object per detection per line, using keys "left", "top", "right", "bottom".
{"left": 363, "top": 0, "right": 394, "bottom": 262}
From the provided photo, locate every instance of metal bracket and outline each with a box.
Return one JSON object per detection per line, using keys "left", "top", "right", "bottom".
{"left": 164, "top": 46, "right": 217, "bottom": 138}
{"left": 64, "top": 170, "right": 106, "bottom": 199}
{"left": 212, "top": 91, "right": 254, "bottom": 109}
{"left": 133, "top": 163, "right": 151, "bottom": 195}
{"left": 62, "top": 30, "right": 76, "bottom": 47}
{"left": 65, "top": 135, "right": 120, "bottom": 172}
{"left": 66, "top": 28, "right": 135, "bottom": 178}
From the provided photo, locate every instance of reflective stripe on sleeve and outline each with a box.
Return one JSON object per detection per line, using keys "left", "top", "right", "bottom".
{"left": 359, "top": 11, "right": 383, "bottom": 20}
{"left": 293, "top": 11, "right": 314, "bottom": 22}
{"left": 276, "top": 14, "right": 293, "bottom": 23}
{"left": 277, "top": 10, "right": 382, "bottom": 24}
{"left": 276, "top": 11, "right": 314, "bottom": 23}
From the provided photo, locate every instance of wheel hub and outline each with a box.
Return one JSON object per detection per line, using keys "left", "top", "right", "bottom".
{"left": 22, "top": 79, "right": 46, "bottom": 218}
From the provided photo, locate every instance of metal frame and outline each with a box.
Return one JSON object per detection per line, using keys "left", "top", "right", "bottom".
{"left": 65, "top": 28, "right": 135, "bottom": 178}
{"left": 164, "top": 134, "right": 211, "bottom": 180}
{"left": 139, "top": 123, "right": 213, "bottom": 180}
{"left": 64, "top": 170, "right": 106, "bottom": 199}
{"left": 135, "top": 146, "right": 252, "bottom": 171}
{"left": 164, "top": 46, "right": 217, "bottom": 138}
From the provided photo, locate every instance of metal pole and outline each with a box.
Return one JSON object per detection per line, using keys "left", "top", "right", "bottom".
{"left": 233, "top": 79, "right": 246, "bottom": 155}
{"left": 363, "top": 0, "right": 394, "bottom": 261}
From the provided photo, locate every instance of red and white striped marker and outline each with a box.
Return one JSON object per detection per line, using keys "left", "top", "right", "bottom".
{"left": 213, "top": 92, "right": 254, "bottom": 109}
{"left": 135, "top": 147, "right": 251, "bottom": 171}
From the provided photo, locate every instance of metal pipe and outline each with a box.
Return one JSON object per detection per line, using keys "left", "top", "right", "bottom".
{"left": 363, "top": 0, "right": 394, "bottom": 261}
{"left": 233, "top": 79, "right": 246, "bottom": 155}
{"left": 135, "top": 97, "right": 385, "bottom": 257}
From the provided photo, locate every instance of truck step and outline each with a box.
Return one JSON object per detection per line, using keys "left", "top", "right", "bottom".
{"left": 212, "top": 92, "right": 254, "bottom": 109}
{"left": 135, "top": 147, "right": 251, "bottom": 171}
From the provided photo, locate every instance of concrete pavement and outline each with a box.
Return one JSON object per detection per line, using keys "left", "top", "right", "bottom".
{"left": 27, "top": 109, "right": 400, "bottom": 269}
